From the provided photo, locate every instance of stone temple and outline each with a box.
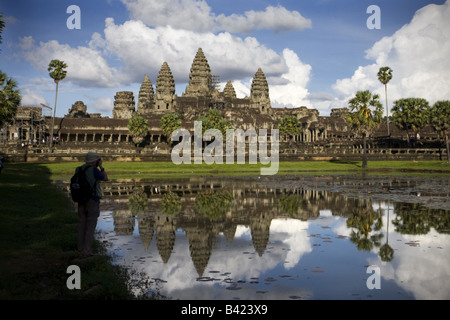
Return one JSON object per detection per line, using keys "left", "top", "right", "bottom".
{"left": 0, "top": 48, "right": 444, "bottom": 162}
{"left": 113, "top": 48, "right": 277, "bottom": 131}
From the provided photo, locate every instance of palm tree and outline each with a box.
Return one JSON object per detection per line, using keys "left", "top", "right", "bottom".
{"left": 346, "top": 90, "right": 383, "bottom": 169}
{"left": 429, "top": 100, "right": 450, "bottom": 163}
{"left": 377, "top": 66, "right": 393, "bottom": 136}
{"left": 48, "top": 59, "right": 67, "bottom": 147}
{"left": 391, "top": 98, "right": 429, "bottom": 145}
{"left": 0, "top": 70, "right": 21, "bottom": 126}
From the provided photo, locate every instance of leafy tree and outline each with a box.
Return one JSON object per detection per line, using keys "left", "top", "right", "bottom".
{"left": 346, "top": 90, "right": 383, "bottom": 169}
{"left": 195, "top": 191, "right": 234, "bottom": 220}
{"left": 197, "top": 109, "right": 232, "bottom": 136}
{"left": 377, "top": 66, "right": 393, "bottom": 136}
{"left": 391, "top": 98, "right": 430, "bottom": 143}
{"left": 0, "top": 70, "right": 21, "bottom": 126}
{"left": 429, "top": 100, "right": 450, "bottom": 163}
{"left": 278, "top": 115, "right": 302, "bottom": 141}
{"left": 48, "top": 59, "right": 67, "bottom": 147}
{"left": 128, "top": 115, "right": 148, "bottom": 146}
{"left": 160, "top": 113, "right": 181, "bottom": 143}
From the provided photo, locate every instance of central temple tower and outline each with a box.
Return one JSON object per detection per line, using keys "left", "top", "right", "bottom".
{"left": 184, "top": 48, "right": 213, "bottom": 97}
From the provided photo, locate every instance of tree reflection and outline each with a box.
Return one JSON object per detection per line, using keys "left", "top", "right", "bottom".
{"left": 346, "top": 200, "right": 384, "bottom": 252}
{"left": 393, "top": 203, "right": 450, "bottom": 235}
{"left": 279, "top": 195, "right": 304, "bottom": 217}
{"left": 160, "top": 192, "right": 181, "bottom": 216}
{"left": 127, "top": 189, "right": 148, "bottom": 216}
{"left": 379, "top": 201, "right": 394, "bottom": 262}
{"left": 194, "top": 190, "right": 234, "bottom": 220}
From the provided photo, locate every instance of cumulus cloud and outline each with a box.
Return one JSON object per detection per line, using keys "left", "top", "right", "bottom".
{"left": 215, "top": 5, "right": 312, "bottom": 34}
{"left": 92, "top": 97, "right": 114, "bottom": 114}
{"left": 332, "top": 1, "right": 450, "bottom": 110}
{"left": 121, "top": 0, "right": 311, "bottom": 33}
{"left": 20, "top": 37, "right": 121, "bottom": 88}
{"left": 269, "top": 49, "right": 311, "bottom": 108}
{"left": 121, "top": 0, "right": 214, "bottom": 32}
{"left": 20, "top": 88, "right": 47, "bottom": 107}
{"left": 101, "top": 18, "right": 312, "bottom": 105}
{"left": 16, "top": 0, "right": 312, "bottom": 111}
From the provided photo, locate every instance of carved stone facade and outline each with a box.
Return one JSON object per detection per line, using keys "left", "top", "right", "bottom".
{"left": 112, "top": 48, "right": 278, "bottom": 128}
{"left": 137, "top": 75, "right": 155, "bottom": 116}
{"left": 113, "top": 91, "right": 135, "bottom": 119}
{"left": 184, "top": 48, "right": 213, "bottom": 98}
{"left": 0, "top": 47, "right": 444, "bottom": 161}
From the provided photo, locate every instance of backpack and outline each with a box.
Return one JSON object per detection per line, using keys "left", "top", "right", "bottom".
{"left": 70, "top": 166, "right": 94, "bottom": 203}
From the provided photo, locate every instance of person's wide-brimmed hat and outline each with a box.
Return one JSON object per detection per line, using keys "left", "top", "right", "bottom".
{"left": 84, "top": 152, "right": 100, "bottom": 163}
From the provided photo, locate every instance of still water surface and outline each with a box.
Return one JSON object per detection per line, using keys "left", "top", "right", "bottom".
{"left": 95, "top": 176, "right": 450, "bottom": 300}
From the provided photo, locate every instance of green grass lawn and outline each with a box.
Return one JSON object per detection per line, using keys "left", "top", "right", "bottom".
{"left": 41, "top": 160, "right": 450, "bottom": 180}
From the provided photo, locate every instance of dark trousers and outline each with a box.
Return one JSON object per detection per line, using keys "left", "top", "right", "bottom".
{"left": 77, "top": 199, "right": 100, "bottom": 255}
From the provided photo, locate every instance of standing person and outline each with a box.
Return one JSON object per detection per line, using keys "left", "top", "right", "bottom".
{"left": 76, "top": 152, "right": 108, "bottom": 257}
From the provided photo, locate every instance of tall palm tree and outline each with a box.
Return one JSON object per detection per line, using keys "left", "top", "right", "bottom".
{"left": 48, "top": 59, "right": 67, "bottom": 147}
{"left": 346, "top": 90, "right": 383, "bottom": 169}
{"left": 0, "top": 70, "right": 21, "bottom": 126}
{"left": 429, "top": 101, "right": 450, "bottom": 163}
{"left": 377, "top": 66, "right": 393, "bottom": 136}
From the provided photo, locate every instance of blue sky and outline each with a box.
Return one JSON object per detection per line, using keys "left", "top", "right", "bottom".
{"left": 1, "top": 0, "right": 449, "bottom": 117}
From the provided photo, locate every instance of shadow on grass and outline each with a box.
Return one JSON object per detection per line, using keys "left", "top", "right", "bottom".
{"left": 0, "top": 163, "right": 138, "bottom": 299}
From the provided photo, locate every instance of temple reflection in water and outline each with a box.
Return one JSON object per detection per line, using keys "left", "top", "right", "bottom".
{"left": 97, "top": 177, "right": 448, "bottom": 278}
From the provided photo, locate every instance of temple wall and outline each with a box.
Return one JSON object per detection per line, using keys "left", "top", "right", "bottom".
{"left": 1, "top": 140, "right": 446, "bottom": 163}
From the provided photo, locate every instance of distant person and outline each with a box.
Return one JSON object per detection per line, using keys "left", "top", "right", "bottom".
{"left": 76, "top": 152, "right": 108, "bottom": 257}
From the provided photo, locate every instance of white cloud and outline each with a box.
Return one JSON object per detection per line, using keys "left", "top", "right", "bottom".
{"left": 16, "top": 1, "right": 313, "bottom": 112}
{"left": 20, "top": 88, "right": 47, "bottom": 107}
{"left": 18, "top": 36, "right": 34, "bottom": 51}
{"left": 20, "top": 37, "right": 121, "bottom": 88}
{"left": 121, "top": 0, "right": 215, "bottom": 32}
{"left": 90, "top": 96, "right": 114, "bottom": 115}
{"left": 101, "top": 18, "right": 312, "bottom": 106}
{"left": 332, "top": 0, "right": 450, "bottom": 110}
{"left": 269, "top": 49, "right": 311, "bottom": 108}
{"left": 215, "top": 5, "right": 312, "bottom": 34}
{"left": 121, "top": 0, "right": 311, "bottom": 33}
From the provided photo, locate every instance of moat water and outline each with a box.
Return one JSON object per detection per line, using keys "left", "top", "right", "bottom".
{"left": 94, "top": 175, "right": 450, "bottom": 300}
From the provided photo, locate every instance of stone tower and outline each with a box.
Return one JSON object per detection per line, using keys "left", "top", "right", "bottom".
{"left": 113, "top": 91, "right": 135, "bottom": 119}
{"left": 184, "top": 48, "right": 212, "bottom": 97}
{"left": 223, "top": 80, "right": 237, "bottom": 99}
{"left": 155, "top": 62, "right": 176, "bottom": 113}
{"left": 250, "top": 68, "right": 271, "bottom": 114}
{"left": 67, "top": 101, "right": 89, "bottom": 118}
{"left": 137, "top": 75, "right": 155, "bottom": 116}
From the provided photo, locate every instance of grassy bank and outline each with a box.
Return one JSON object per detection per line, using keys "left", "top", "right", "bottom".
{"left": 0, "top": 163, "right": 135, "bottom": 299}
{"left": 43, "top": 160, "right": 450, "bottom": 180}
{"left": 0, "top": 160, "right": 448, "bottom": 299}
